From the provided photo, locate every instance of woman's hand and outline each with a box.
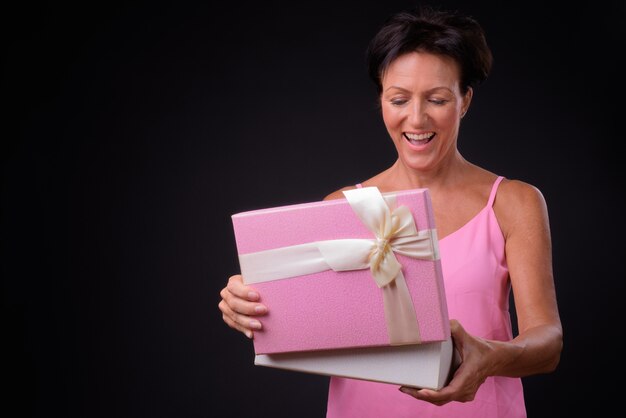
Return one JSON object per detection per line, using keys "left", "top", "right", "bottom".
{"left": 218, "top": 274, "right": 268, "bottom": 339}
{"left": 399, "top": 319, "right": 492, "bottom": 406}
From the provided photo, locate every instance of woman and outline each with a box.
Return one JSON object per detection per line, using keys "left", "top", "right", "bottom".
{"left": 218, "top": 6, "right": 562, "bottom": 417}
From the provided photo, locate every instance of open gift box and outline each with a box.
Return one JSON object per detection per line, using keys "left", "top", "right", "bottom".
{"left": 231, "top": 187, "right": 457, "bottom": 389}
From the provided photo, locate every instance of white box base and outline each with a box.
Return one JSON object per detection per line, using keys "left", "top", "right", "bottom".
{"left": 254, "top": 337, "right": 459, "bottom": 390}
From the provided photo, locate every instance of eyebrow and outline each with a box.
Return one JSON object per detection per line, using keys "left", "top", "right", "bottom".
{"left": 384, "top": 85, "right": 454, "bottom": 94}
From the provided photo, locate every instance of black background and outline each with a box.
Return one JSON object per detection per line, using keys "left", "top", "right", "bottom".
{"left": 3, "top": 0, "right": 625, "bottom": 417}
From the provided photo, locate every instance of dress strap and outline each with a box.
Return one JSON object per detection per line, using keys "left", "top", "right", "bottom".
{"left": 487, "top": 176, "right": 505, "bottom": 207}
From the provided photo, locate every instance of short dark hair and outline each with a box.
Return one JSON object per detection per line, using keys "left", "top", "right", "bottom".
{"left": 365, "top": 6, "right": 493, "bottom": 95}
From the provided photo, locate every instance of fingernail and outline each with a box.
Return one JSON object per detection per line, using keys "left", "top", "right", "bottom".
{"left": 250, "top": 320, "right": 262, "bottom": 329}
{"left": 254, "top": 305, "right": 267, "bottom": 314}
{"left": 245, "top": 330, "right": 253, "bottom": 339}
{"left": 248, "top": 291, "right": 259, "bottom": 300}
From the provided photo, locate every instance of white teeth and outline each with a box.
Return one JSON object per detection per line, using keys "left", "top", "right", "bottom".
{"left": 405, "top": 132, "right": 435, "bottom": 140}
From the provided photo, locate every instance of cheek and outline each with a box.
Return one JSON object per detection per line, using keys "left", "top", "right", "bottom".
{"left": 433, "top": 108, "right": 460, "bottom": 129}
{"left": 381, "top": 106, "right": 401, "bottom": 131}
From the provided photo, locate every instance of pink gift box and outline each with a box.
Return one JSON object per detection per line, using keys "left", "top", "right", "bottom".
{"left": 231, "top": 187, "right": 450, "bottom": 356}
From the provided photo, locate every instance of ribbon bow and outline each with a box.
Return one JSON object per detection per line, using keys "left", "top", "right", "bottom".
{"left": 341, "top": 187, "right": 437, "bottom": 288}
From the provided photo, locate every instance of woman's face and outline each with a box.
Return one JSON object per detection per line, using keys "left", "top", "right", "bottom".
{"left": 381, "top": 51, "right": 471, "bottom": 173}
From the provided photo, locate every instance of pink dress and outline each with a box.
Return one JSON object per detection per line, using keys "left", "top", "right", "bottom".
{"left": 326, "top": 176, "right": 526, "bottom": 418}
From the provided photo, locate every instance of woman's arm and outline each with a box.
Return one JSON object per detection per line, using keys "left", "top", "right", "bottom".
{"left": 401, "top": 180, "right": 563, "bottom": 404}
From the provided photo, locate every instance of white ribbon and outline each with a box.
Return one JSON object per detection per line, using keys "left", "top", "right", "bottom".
{"left": 239, "top": 187, "right": 439, "bottom": 345}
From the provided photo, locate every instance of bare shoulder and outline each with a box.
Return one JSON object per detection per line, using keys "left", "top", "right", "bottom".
{"left": 495, "top": 179, "right": 550, "bottom": 235}
{"left": 323, "top": 185, "right": 358, "bottom": 201}
{"left": 497, "top": 179, "right": 547, "bottom": 209}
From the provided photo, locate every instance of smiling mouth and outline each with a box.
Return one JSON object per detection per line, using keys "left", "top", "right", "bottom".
{"left": 404, "top": 132, "right": 435, "bottom": 146}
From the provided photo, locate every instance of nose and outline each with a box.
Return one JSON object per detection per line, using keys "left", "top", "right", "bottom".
{"left": 408, "top": 101, "right": 428, "bottom": 126}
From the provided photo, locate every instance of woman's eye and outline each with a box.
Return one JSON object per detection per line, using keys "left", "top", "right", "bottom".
{"left": 390, "top": 99, "right": 407, "bottom": 106}
{"left": 429, "top": 99, "right": 447, "bottom": 105}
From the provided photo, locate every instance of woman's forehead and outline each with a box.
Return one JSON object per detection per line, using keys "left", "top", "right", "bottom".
{"left": 382, "top": 52, "right": 461, "bottom": 90}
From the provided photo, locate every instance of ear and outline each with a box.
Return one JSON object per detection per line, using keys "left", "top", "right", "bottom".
{"left": 461, "top": 87, "right": 473, "bottom": 118}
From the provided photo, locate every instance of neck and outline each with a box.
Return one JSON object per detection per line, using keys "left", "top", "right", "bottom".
{"left": 386, "top": 151, "right": 470, "bottom": 191}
